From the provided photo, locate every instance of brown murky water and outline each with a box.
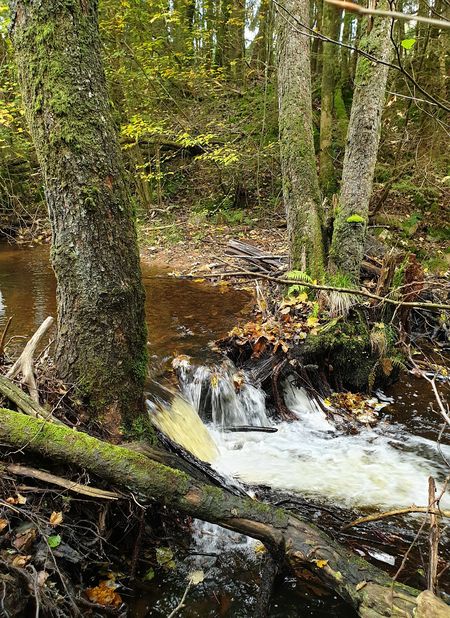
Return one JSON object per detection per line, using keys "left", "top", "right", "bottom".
{"left": 0, "top": 243, "right": 251, "bottom": 360}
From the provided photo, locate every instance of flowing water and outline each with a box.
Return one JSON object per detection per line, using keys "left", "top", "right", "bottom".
{"left": 1, "top": 243, "right": 449, "bottom": 616}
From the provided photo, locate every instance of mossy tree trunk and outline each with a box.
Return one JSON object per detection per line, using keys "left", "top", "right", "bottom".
{"left": 319, "top": 4, "right": 342, "bottom": 195}
{"left": 276, "top": 0, "right": 325, "bottom": 278}
{"left": 328, "top": 3, "right": 392, "bottom": 280}
{"left": 9, "top": 0, "right": 148, "bottom": 434}
{"left": 0, "top": 407, "right": 427, "bottom": 618}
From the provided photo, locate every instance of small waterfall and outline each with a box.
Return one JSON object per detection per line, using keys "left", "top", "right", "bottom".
{"left": 175, "top": 357, "right": 270, "bottom": 429}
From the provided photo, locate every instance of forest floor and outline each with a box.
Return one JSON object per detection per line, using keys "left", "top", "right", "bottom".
{"left": 138, "top": 192, "right": 450, "bottom": 276}
{"left": 139, "top": 215, "right": 289, "bottom": 275}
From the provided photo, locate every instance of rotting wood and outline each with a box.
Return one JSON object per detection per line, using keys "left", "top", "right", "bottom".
{"left": 6, "top": 316, "right": 54, "bottom": 402}
{"left": 0, "top": 406, "right": 440, "bottom": 618}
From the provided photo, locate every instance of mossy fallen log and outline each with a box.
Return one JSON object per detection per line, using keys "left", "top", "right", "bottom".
{"left": 1, "top": 407, "right": 447, "bottom": 617}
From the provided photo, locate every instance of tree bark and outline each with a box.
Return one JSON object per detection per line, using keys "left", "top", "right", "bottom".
{"left": 328, "top": 2, "right": 392, "bottom": 280}
{"left": 9, "top": 0, "right": 148, "bottom": 432}
{"left": 0, "top": 407, "right": 431, "bottom": 618}
{"left": 276, "top": 0, "right": 325, "bottom": 278}
{"left": 319, "top": 4, "right": 342, "bottom": 195}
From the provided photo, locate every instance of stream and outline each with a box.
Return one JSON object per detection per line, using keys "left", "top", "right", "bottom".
{"left": 1, "top": 244, "right": 449, "bottom": 616}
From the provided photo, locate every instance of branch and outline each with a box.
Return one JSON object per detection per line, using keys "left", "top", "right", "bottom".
{"left": 183, "top": 269, "right": 450, "bottom": 311}
{"left": 2, "top": 463, "right": 120, "bottom": 500}
{"left": 6, "top": 316, "right": 54, "bottom": 402}
{"left": 325, "top": 0, "right": 450, "bottom": 28}
{"left": 342, "top": 506, "right": 450, "bottom": 530}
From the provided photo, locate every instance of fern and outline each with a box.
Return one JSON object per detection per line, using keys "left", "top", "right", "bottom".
{"left": 285, "top": 270, "right": 313, "bottom": 297}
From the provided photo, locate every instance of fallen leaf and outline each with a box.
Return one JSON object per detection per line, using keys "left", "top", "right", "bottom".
{"left": 356, "top": 580, "right": 367, "bottom": 591}
{"left": 11, "top": 554, "right": 31, "bottom": 568}
{"left": 189, "top": 569, "right": 205, "bottom": 585}
{"left": 313, "top": 559, "right": 329, "bottom": 568}
{"left": 13, "top": 528, "right": 36, "bottom": 551}
{"left": 0, "top": 519, "right": 9, "bottom": 533}
{"left": 37, "top": 571, "right": 50, "bottom": 586}
{"left": 49, "top": 511, "right": 63, "bottom": 527}
{"left": 86, "top": 580, "right": 122, "bottom": 608}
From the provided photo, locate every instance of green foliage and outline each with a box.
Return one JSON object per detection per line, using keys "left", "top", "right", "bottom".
{"left": 285, "top": 270, "right": 313, "bottom": 297}
{"left": 401, "top": 39, "right": 416, "bottom": 50}
{"left": 47, "top": 534, "right": 62, "bottom": 548}
{"left": 346, "top": 214, "right": 365, "bottom": 224}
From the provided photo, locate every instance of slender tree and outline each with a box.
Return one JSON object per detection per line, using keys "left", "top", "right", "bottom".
{"left": 319, "top": 4, "right": 342, "bottom": 194}
{"left": 9, "top": 0, "right": 148, "bottom": 434}
{"left": 276, "top": 0, "right": 325, "bottom": 277}
{"left": 329, "top": 2, "right": 392, "bottom": 280}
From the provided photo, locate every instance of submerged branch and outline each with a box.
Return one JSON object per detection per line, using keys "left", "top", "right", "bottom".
{"left": 342, "top": 506, "right": 450, "bottom": 530}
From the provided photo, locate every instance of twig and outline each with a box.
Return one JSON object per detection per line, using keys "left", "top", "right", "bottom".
{"left": 2, "top": 463, "right": 120, "bottom": 500}
{"left": 183, "top": 268, "right": 450, "bottom": 311}
{"left": 325, "top": 0, "right": 450, "bottom": 28}
{"left": 167, "top": 580, "right": 192, "bottom": 618}
{"left": 342, "top": 506, "right": 450, "bottom": 530}
{"left": 0, "top": 317, "right": 13, "bottom": 358}
{"left": 427, "top": 477, "right": 439, "bottom": 594}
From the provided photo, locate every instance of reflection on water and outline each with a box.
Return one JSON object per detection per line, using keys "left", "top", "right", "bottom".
{"left": 0, "top": 244, "right": 251, "bottom": 359}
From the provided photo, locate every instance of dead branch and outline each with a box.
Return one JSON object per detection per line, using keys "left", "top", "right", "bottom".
{"left": 325, "top": 0, "right": 450, "bottom": 28}
{"left": 184, "top": 268, "right": 450, "bottom": 311}
{"left": 6, "top": 316, "right": 54, "bottom": 402}
{"left": 2, "top": 463, "right": 120, "bottom": 500}
{"left": 0, "top": 317, "right": 13, "bottom": 359}
{"left": 0, "top": 374, "right": 62, "bottom": 424}
{"left": 427, "top": 477, "right": 440, "bottom": 594}
{"left": 342, "top": 506, "right": 450, "bottom": 530}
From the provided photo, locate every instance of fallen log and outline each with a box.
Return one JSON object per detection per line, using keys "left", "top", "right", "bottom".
{"left": 1, "top": 408, "right": 443, "bottom": 617}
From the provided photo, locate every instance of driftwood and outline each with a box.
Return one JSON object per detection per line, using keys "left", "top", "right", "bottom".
{"left": 6, "top": 315, "right": 54, "bottom": 402}
{"left": 2, "top": 406, "right": 446, "bottom": 618}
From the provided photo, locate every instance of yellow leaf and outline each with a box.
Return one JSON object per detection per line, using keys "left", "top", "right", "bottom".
{"left": 254, "top": 542, "right": 266, "bottom": 554}
{"left": 0, "top": 519, "right": 8, "bottom": 533}
{"left": 313, "top": 559, "right": 329, "bottom": 568}
{"left": 49, "top": 511, "right": 63, "bottom": 527}
{"left": 306, "top": 316, "right": 319, "bottom": 327}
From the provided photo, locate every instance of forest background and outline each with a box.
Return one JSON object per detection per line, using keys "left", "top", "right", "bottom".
{"left": 0, "top": 0, "right": 449, "bottom": 272}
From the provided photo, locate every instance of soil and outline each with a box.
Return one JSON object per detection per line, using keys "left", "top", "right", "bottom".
{"left": 139, "top": 217, "right": 289, "bottom": 275}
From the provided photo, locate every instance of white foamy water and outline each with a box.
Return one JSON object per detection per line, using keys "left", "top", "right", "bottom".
{"left": 174, "top": 361, "right": 450, "bottom": 510}
{"left": 210, "top": 384, "right": 450, "bottom": 509}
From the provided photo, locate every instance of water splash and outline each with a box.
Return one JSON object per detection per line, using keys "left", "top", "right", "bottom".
{"left": 212, "top": 382, "right": 450, "bottom": 509}
{"left": 177, "top": 359, "right": 269, "bottom": 428}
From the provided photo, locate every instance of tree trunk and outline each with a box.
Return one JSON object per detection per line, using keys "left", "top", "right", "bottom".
{"left": 328, "top": 3, "right": 392, "bottom": 280}
{"left": 276, "top": 0, "right": 325, "bottom": 278}
{"left": 9, "top": 0, "right": 148, "bottom": 433}
{"left": 0, "top": 407, "right": 430, "bottom": 618}
{"left": 319, "top": 4, "right": 342, "bottom": 195}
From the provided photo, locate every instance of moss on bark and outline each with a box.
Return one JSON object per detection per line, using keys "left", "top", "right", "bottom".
{"left": 10, "top": 0, "right": 148, "bottom": 432}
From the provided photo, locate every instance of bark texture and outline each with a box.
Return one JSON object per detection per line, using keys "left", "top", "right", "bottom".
{"left": 276, "top": 0, "right": 325, "bottom": 278}
{"left": 329, "top": 4, "right": 392, "bottom": 280}
{"left": 319, "top": 4, "right": 342, "bottom": 195}
{"left": 9, "top": 0, "right": 148, "bottom": 430}
{"left": 0, "top": 407, "right": 429, "bottom": 618}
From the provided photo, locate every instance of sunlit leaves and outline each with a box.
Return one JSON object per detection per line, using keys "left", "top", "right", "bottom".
{"left": 401, "top": 38, "right": 416, "bottom": 50}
